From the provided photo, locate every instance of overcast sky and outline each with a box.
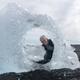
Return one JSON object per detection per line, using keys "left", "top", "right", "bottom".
{"left": 0, "top": 0, "right": 80, "bottom": 43}
{"left": 0, "top": 0, "right": 75, "bottom": 21}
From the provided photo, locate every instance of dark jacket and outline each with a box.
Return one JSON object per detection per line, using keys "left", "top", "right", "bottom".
{"left": 36, "top": 39, "right": 54, "bottom": 64}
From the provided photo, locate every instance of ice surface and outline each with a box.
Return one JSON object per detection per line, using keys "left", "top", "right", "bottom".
{"left": 0, "top": 3, "right": 80, "bottom": 74}
{"left": 21, "top": 27, "right": 80, "bottom": 70}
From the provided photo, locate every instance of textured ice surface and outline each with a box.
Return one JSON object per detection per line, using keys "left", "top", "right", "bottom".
{"left": 0, "top": 3, "right": 80, "bottom": 74}
{"left": 21, "top": 27, "right": 80, "bottom": 71}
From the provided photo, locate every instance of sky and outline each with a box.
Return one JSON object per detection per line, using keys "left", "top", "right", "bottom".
{"left": 0, "top": 0, "right": 75, "bottom": 21}
{"left": 0, "top": 0, "right": 80, "bottom": 43}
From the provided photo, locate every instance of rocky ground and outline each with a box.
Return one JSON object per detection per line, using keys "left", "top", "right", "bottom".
{"left": 0, "top": 68, "right": 80, "bottom": 80}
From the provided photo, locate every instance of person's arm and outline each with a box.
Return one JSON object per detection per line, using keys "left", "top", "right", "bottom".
{"left": 35, "top": 58, "right": 50, "bottom": 64}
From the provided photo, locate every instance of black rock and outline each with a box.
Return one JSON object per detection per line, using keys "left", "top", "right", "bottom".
{"left": 0, "top": 68, "right": 80, "bottom": 80}
{"left": 0, "top": 72, "right": 18, "bottom": 80}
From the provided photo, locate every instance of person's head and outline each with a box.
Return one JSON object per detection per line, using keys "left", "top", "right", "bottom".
{"left": 40, "top": 35, "right": 48, "bottom": 45}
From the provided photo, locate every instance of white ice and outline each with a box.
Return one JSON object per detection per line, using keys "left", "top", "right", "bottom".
{"left": 0, "top": 2, "right": 80, "bottom": 74}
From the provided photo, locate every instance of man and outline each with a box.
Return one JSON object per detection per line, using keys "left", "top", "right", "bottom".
{"left": 35, "top": 35, "right": 54, "bottom": 64}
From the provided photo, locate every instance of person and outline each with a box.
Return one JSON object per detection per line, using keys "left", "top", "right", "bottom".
{"left": 34, "top": 35, "right": 54, "bottom": 64}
